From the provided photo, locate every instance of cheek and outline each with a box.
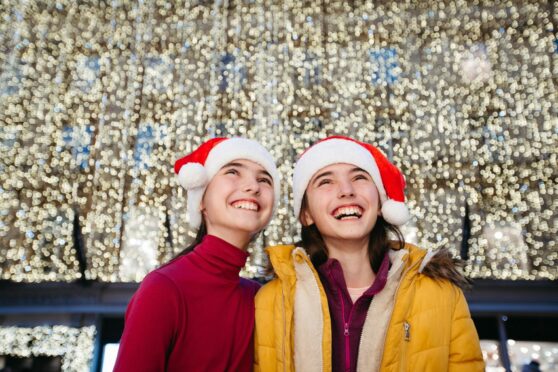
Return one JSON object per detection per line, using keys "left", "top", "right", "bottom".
{"left": 358, "top": 184, "right": 380, "bottom": 205}
{"left": 202, "top": 179, "right": 231, "bottom": 208}
{"left": 264, "top": 186, "right": 275, "bottom": 203}
{"left": 370, "top": 189, "right": 380, "bottom": 205}
{"left": 213, "top": 177, "right": 234, "bottom": 193}
{"left": 305, "top": 192, "right": 329, "bottom": 222}
{"left": 201, "top": 190, "right": 217, "bottom": 213}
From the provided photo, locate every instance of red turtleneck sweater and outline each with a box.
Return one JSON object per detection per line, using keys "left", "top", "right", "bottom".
{"left": 113, "top": 235, "right": 260, "bottom": 372}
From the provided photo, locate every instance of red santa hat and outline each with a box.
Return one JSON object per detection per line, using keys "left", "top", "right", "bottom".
{"left": 174, "top": 137, "right": 280, "bottom": 228}
{"left": 293, "top": 136, "right": 411, "bottom": 226}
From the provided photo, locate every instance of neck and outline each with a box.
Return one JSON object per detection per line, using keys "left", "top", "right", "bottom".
{"left": 206, "top": 227, "right": 251, "bottom": 251}
{"left": 324, "top": 236, "right": 375, "bottom": 288}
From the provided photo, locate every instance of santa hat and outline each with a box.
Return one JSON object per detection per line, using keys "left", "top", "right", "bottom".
{"left": 293, "top": 136, "right": 411, "bottom": 226}
{"left": 174, "top": 137, "right": 280, "bottom": 228}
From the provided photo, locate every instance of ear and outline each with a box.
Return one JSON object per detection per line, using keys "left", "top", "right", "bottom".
{"left": 377, "top": 190, "right": 382, "bottom": 215}
{"left": 199, "top": 196, "right": 206, "bottom": 212}
{"left": 300, "top": 207, "right": 315, "bottom": 227}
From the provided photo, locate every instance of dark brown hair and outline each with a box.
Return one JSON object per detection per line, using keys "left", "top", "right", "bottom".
{"left": 299, "top": 195, "right": 405, "bottom": 273}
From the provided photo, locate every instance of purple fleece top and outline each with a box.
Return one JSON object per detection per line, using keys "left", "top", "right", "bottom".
{"left": 318, "top": 253, "right": 390, "bottom": 372}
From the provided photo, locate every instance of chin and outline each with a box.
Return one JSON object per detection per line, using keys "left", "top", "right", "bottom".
{"left": 338, "top": 232, "right": 371, "bottom": 241}
{"left": 233, "top": 221, "right": 265, "bottom": 236}
{"left": 332, "top": 224, "right": 373, "bottom": 240}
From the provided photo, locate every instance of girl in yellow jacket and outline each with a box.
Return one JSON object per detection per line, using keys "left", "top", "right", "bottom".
{"left": 255, "top": 136, "right": 484, "bottom": 372}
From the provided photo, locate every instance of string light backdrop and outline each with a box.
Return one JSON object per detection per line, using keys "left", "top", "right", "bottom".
{"left": 0, "top": 326, "right": 95, "bottom": 371}
{"left": 1, "top": 0, "right": 556, "bottom": 282}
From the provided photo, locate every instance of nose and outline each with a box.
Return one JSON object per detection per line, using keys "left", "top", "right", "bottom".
{"left": 337, "top": 179, "right": 355, "bottom": 198}
{"left": 243, "top": 176, "right": 261, "bottom": 195}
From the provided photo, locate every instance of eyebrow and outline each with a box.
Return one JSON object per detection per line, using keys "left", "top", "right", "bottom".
{"left": 222, "top": 162, "right": 273, "bottom": 180}
{"left": 311, "top": 167, "right": 369, "bottom": 185}
{"left": 350, "top": 167, "right": 368, "bottom": 174}
{"left": 222, "top": 162, "right": 246, "bottom": 170}
{"left": 311, "top": 171, "right": 333, "bottom": 186}
{"left": 259, "top": 170, "right": 273, "bottom": 180}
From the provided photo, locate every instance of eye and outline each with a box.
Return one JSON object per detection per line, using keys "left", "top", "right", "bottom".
{"left": 225, "top": 168, "right": 239, "bottom": 175}
{"left": 354, "top": 173, "right": 369, "bottom": 181}
{"left": 258, "top": 177, "right": 272, "bottom": 185}
{"left": 317, "top": 179, "right": 331, "bottom": 187}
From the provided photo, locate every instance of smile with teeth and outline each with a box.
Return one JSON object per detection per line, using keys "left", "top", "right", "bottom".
{"left": 231, "top": 200, "right": 260, "bottom": 211}
{"left": 332, "top": 205, "right": 363, "bottom": 220}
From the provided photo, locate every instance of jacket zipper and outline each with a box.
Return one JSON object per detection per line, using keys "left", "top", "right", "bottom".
{"left": 281, "top": 285, "right": 287, "bottom": 372}
{"left": 360, "top": 251, "right": 420, "bottom": 371}
{"left": 404, "top": 321, "right": 410, "bottom": 341}
{"left": 400, "top": 321, "right": 411, "bottom": 372}
{"left": 397, "top": 257, "right": 422, "bottom": 372}
{"left": 394, "top": 256, "right": 421, "bottom": 372}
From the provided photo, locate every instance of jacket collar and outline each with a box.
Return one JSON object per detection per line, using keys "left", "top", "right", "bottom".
{"left": 391, "top": 242, "right": 427, "bottom": 273}
{"left": 266, "top": 242, "right": 429, "bottom": 280}
{"left": 265, "top": 244, "right": 299, "bottom": 282}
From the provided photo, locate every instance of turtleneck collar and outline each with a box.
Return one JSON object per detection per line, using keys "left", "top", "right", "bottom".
{"left": 189, "top": 234, "right": 249, "bottom": 281}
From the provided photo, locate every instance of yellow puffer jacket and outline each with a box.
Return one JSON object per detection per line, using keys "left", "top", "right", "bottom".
{"left": 254, "top": 244, "right": 485, "bottom": 372}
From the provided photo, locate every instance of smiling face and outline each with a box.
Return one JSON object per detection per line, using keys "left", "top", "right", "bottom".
{"left": 301, "top": 163, "right": 381, "bottom": 246}
{"left": 200, "top": 159, "right": 274, "bottom": 248}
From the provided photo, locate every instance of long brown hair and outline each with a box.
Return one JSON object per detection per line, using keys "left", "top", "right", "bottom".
{"left": 299, "top": 195, "right": 405, "bottom": 273}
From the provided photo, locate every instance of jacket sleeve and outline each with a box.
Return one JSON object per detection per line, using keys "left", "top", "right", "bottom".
{"left": 113, "top": 272, "right": 182, "bottom": 372}
{"left": 254, "top": 279, "right": 279, "bottom": 372}
{"left": 448, "top": 289, "right": 485, "bottom": 372}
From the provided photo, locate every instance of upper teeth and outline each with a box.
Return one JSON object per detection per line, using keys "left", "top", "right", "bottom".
{"left": 233, "top": 201, "right": 258, "bottom": 211}
{"left": 334, "top": 206, "right": 362, "bottom": 219}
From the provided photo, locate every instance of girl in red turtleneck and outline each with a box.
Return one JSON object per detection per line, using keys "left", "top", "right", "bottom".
{"left": 114, "top": 138, "right": 280, "bottom": 372}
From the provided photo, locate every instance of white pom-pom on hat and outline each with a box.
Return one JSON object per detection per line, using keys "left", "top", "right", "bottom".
{"left": 177, "top": 162, "right": 208, "bottom": 190}
{"left": 381, "top": 199, "right": 411, "bottom": 226}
